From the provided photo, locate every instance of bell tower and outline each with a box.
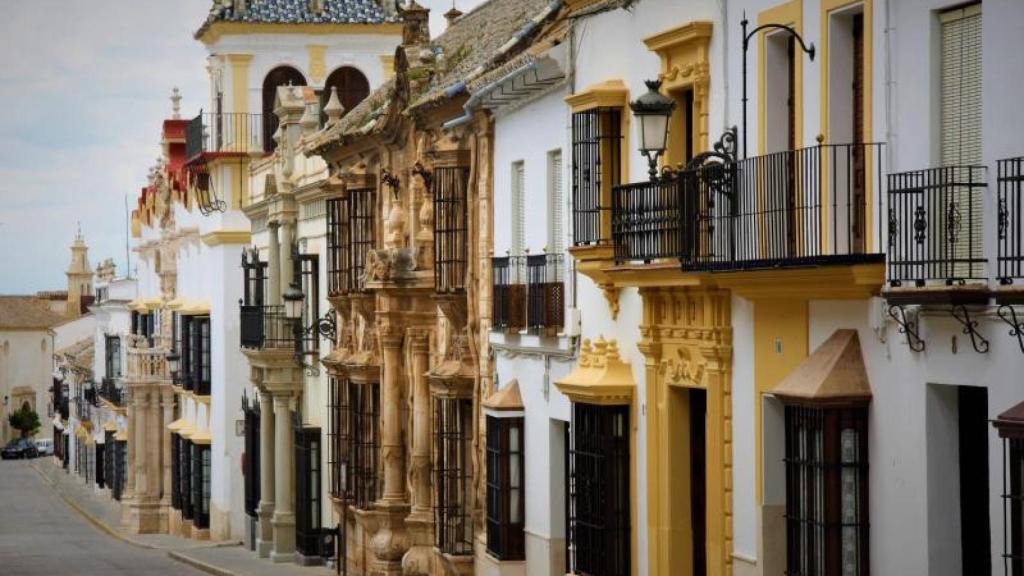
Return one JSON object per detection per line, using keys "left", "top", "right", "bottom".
{"left": 65, "top": 224, "right": 94, "bottom": 317}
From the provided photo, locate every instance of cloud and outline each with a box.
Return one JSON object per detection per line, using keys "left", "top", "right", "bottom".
{"left": 0, "top": 0, "right": 483, "bottom": 294}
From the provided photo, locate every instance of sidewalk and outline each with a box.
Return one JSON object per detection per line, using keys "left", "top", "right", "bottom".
{"left": 31, "top": 457, "right": 335, "bottom": 576}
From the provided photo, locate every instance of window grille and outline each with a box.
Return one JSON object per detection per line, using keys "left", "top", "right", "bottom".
{"left": 328, "top": 189, "right": 376, "bottom": 296}
{"left": 350, "top": 382, "right": 381, "bottom": 509}
{"left": 486, "top": 416, "right": 525, "bottom": 560}
{"left": 171, "top": 432, "right": 180, "bottom": 510}
{"left": 511, "top": 161, "right": 525, "bottom": 255}
{"left": 491, "top": 256, "right": 526, "bottom": 332}
{"left": 567, "top": 402, "right": 630, "bottom": 576}
{"left": 783, "top": 405, "right": 868, "bottom": 576}
{"left": 96, "top": 443, "right": 105, "bottom": 489}
{"left": 998, "top": 156, "right": 1024, "bottom": 284}
{"left": 192, "top": 443, "right": 211, "bottom": 529}
{"left": 112, "top": 439, "right": 126, "bottom": 501}
{"left": 242, "top": 392, "right": 261, "bottom": 518}
{"left": 998, "top": 435, "right": 1024, "bottom": 575}
{"left": 328, "top": 198, "right": 348, "bottom": 296}
{"left": 435, "top": 397, "right": 474, "bottom": 555}
{"left": 434, "top": 167, "right": 471, "bottom": 293}
{"left": 105, "top": 336, "right": 121, "bottom": 378}
{"left": 191, "top": 316, "right": 211, "bottom": 396}
{"left": 181, "top": 438, "right": 193, "bottom": 520}
{"left": 572, "top": 108, "right": 622, "bottom": 246}
{"left": 295, "top": 252, "right": 320, "bottom": 354}
{"left": 179, "top": 316, "right": 192, "bottom": 388}
{"left": 328, "top": 376, "right": 345, "bottom": 501}
{"left": 104, "top": 430, "right": 116, "bottom": 495}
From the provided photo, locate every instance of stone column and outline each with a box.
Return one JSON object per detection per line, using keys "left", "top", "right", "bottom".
{"left": 268, "top": 222, "right": 281, "bottom": 305}
{"left": 159, "top": 388, "right": 174, "bottom": 532}
{"left": 149, "top": 389, "right": 161, "bottom": 499}
{"left": 257, "top": 389, "right": 276, "bottom": 558}
{"left": 134, "top": 389, "right": 148, "bottom": 497}
{"left": 401, "top": 329, "right": 433, "bottom": 575}
{"left": 271, "top": 391, "right": 296, "bottom": 562}
{"left": 124, "top": 388, "right": 136, "bottom": 499}
{"left": 370, "top": 325, "right": 410, "bottom": 575}
{"left": 279, "top": 221, "right": 295, "bottom": 294}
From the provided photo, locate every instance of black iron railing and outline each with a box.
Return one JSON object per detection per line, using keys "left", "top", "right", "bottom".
{"left": 240, "top": 304, "right": 294, "bottom": 350}
{"left": 435, "top": 397, "right": 474, "bottom": 556}
{"left": 435, "top": 166, "right": 471, "bottom": 293}
{"left": 491, "top": 256, "right": 526, "bottom": 332}
{"left": 572, "top": 108, "right": 622, "bottom": 246}
{"left": 687, "top": 143, "right": 884, "bottom": 270}
{"left": 612, "top": 177, "right": 684, "bottom": 263}
{"left": 998, "top": 157, "right": 1024, "bottom": 284}
{"left": 99, "top": 377, "right": 125, "bottom": 407}
{"left": 887, "top": 165, "right": 988, "bottom": 286}
{"left": 186, "top": 112, "right": 267, "bottom": 161}
{"left": 527, "top": 254, "right": 565, "bottom": 332}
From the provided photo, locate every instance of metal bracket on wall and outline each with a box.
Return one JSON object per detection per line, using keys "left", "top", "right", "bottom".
{"left": 997, "top": 305, "right": 1024, "bottom": 353}
{"left": 887, "top": 304, "right": 925, "bottom": 352}
{"left": 949, "top": 304, "right": 990, "bottom": 354}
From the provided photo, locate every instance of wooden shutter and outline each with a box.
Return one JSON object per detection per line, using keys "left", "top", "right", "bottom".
{"left": 511, "top": 161, "right": 525, "bottom": 255}
{"left": 548, "top": 151, "right": 564, "bottom": 253}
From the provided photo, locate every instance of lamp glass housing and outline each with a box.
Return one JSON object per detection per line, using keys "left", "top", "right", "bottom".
{"left": 636, "top": 112, "right": 671, "bottom": 155}
{"left": 283, "top": 283, "right": 304, "bottom": 321}
{"left": 165, "top": 351, "right": 180, "bottom": 375}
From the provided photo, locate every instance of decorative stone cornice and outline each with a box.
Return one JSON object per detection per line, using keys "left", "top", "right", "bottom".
{"left": 554, "top": 336, "right": 635, "bottom": 406}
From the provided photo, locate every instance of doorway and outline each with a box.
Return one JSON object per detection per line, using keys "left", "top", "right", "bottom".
{"left": 690, "top": 388, "right": 707, "bottom": 576}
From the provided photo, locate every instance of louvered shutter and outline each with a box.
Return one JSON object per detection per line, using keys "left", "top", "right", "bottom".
{"left": 549, "top": 150, "right": 564, "bottom": 254}
{"left": 940, "top": 3, "right": 983, "bottom": 274}
{"left": 511, "top": 161, "right": 525, "bottom": 256}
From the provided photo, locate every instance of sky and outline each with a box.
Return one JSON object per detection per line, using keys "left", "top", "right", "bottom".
{"left": 0, "top": 0, "right": 481, "bottom": 295}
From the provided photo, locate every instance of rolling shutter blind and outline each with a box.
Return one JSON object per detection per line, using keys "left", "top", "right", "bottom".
{"left": 548, "top": 151, "right": 564, "bottom": 253}
{"left": 511, "top": 161, "right": 526, "bottom": 256}
{"left": 940, "top": 3, "right": 983, "bottom": 271}
{"left": 940, "top": 3, "right": 983, "bottom": 166}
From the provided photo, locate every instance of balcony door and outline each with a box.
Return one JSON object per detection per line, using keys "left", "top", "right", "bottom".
{"left": 690, "top": 388, "right": 707, "bottom": 576}
{"left": 764, "top": 31, "right": 798, "bottom": 258}
{"left": 827, "top": 7, "right": 868, "bottom": 254}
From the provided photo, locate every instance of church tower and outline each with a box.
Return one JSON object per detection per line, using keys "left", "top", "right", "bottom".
{"left": 65, "top": 225, "right": 94, "bottom": 317}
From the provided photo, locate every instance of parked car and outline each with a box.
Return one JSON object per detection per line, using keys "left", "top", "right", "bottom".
{"left": 33, "top": 438, "right": 53, "bottom": 456}
{"left": 1, "top": 438, "right": 39, "bottom": 459}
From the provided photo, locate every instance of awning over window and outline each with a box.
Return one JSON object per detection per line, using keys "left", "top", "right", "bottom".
{"left": 167, "top": 417, "right": 186, "bottom": 432}
{"left": 994, "top": 401, "right": 1024, "bottom": 439}
{"left": 190, "top": 428, "right": 211, "bottom": 446}
{"left": 772, "top": 329, "right": 872, "bottom": 407}
{"left": 483, "top": 379, "right": 524, "bottom": 417}
{"left": 555, "top": 336, "right": 634, "bottom": 406}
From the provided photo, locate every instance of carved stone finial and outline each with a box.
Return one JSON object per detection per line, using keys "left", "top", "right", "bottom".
{"left": 299, "top": 102, "right": 319, "bottom": 134}
{"left": 323, "top": 86, "right": 344, "bottom": 125}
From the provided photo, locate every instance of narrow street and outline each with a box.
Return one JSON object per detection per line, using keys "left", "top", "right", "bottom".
{"left": 0, "top": 459, "right": 202, "bottom": 576}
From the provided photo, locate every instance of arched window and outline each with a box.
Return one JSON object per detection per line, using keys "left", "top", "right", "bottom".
{"left": 321, "top": 66, "right": 370, "bottom": 123}
{"left": 262, "top": 66, "right": 307, "bottom": 152}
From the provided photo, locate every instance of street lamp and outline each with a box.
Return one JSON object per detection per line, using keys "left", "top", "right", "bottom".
{"left": 740, "top": 14, "right": 815, "bottom": 159}
{"left": 165, "top": 351, "right": 180, "bottom": 383}
{"left": 629, "top": 79, "right": 676, "bottom": 182}
{"left": 283, "top": 281, "right": 305, "bottom": 361}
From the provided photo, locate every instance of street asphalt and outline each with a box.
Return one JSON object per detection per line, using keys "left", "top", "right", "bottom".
{"left": 0, "top": 458, "right": 203, "bottom": 576}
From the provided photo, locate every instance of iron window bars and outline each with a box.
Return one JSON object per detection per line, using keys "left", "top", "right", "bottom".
{"left": 887, "top": 164, "right": 988, "bottom": 286}
{"left": 567, "top": 402, "right": 630, "bottom": 576}
{"left": 181, "top": 437, "right": 193, "bottom": 520}
{"left": 995, "top": 413, "right": 1024, "bottom": 576}
{"left": 240, "top": 250, "right": 269, "bottom": 349}
{"left": 998, "top": 156, "right": 1024, "bottom": 284}
{"left": 328, "top": 377, "right": 381, "bottom": 508}
{"left": 485, "top": 416, "right": 525, "bottom": 561}
{"left": 526, "top": 253, "right": 565, "bottom": 332}
{"left": 105, "top": 335, "right": 121, "bottom": 378}
{"left": 171, "top": 432, "right": 181, "bottom": 510}
{"left": 186, "top": 112, "right": 265, "bottom": 161}
{"left": 184, "top": 162, "right": 228, "bottom": 216}
{"left": 242, "top": 392, "right": 261, "bottom": 519}
{"left": 491, "top": 256, "right": 527, "bottom": 332}
{"left": 434, "top": 167, "right": 471, "bottom": 294}
{"left": 327, "top": 189, "right": 376, "bottom": 297}
{"left": 572, "top": 108, "right": 623, "bottom": 246}
{"left": 131, "top": 311, "right": 156, "bottom": 345}
{"left": 104, "top": 430, "right": 116, "bottom": 495}
{"left": 112, "top": 439, "right": 127, "bottom": 501}
{"left": 239, "top": 249, "right": 311, "bottom": 351}
{"left": 296, "top": 418, "right": 334, "bottom": 559}
{"left": 783, "top": 405, "right": 869, "bottom": 576}
{"left": 190, "top": 316, "right": 212, "bottom": 396}
{"left": 435, "top": 397, "right": 474, "bottom": 555}
{"left": 295, "top": 252, "right": 320, "bottom": 355}
{"left": 99, "top": 377, "right": 125, "bottom": 407}
{"left": 192, "top": 443, "right": 212, "bottom": 529}
{"left": 96, "top": 442, "right": 105, "bottom": 489}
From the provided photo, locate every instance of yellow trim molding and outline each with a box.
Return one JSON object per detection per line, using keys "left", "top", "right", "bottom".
{"left": 555, "top": 337, "right": 635, "bottom": 405}
{"left": 307, "top": 45, "right": 327, "bottom": 84}
{"left": 379, "top": 54, "right": 395, "bottom": 80}
{"left": 167, "top": 418, "right": 186, "bottom": 432}
{"left": 201, "top": 230, "right": 252, "bottom": 246}
{"left": 643, "top": 21, "right": 713, "bottom": 163}
{"left": 820, "top": 0, "right": 875, "bottom": 251}
{"left": 565, "top": 79, "right": 629, "bottom": 112}
{"left": 713, "top": 263, "right": 885, "bottom": 300}
{"left": 190, "top": 429, "right": 212, "bottom": 446}
{"left": 758, "top": 0, "right": 804, "bottom": 154}
{"left": 198, "top": 22, "right": 403, "bottom": 45}
{"left": 639, "top": 286, "right": 733, "bottom": 576}
{"left": 226, "top": 54, "right": 253, "bottom": 115}
{"left": 114, "top": 430, "right": 127, "bottom": 441}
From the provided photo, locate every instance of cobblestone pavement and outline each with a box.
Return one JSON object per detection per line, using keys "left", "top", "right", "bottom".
{"left": 0, "top": 458, "right": 203, "bottom": 575}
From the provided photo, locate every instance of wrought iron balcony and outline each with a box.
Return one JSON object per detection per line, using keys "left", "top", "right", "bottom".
{"left": 526, "top": 254, "right": 565, "bottom": 332}
{"left": 84, "top": 386, "right": 99, "bottom": 408}
{"left": 612, "top": 142, "right": 885, "bottom": 271}
{"left": 998, "top": 156, "right": 1024, "bottom": 285}
{"left": 99, "top": 377, "right": 125, "bottom": 407}
{"left": 491, "top": 256, "right": 526, "bottom": 332}
{"left": 185, "top": 112, "right": 267, "bottom": 161}
{"left": 240, "top": 304, "right": 314, "bottom": 353}
{"left": 887, "top": 164, "right": 987, "bottom": 287}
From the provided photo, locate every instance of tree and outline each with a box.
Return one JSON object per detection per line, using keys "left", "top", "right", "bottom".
{"left": 8, "top": 405, "right": 41, "bottom": 438}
